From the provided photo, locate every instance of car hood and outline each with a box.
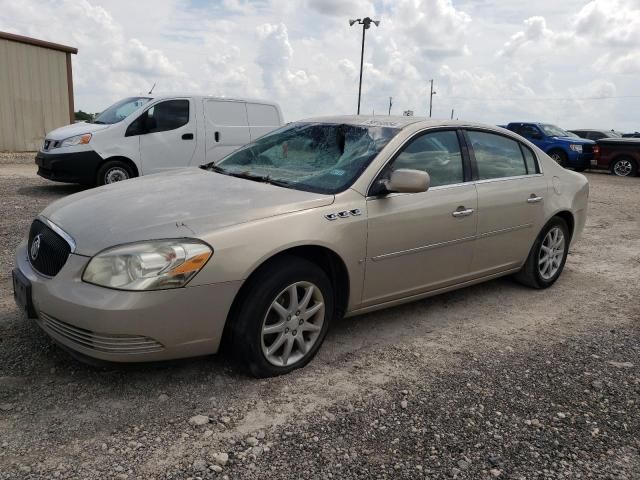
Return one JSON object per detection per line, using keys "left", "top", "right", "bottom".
{"left": 46, "top": 122, "right": 111, "bottom": 141}
{"left": 553, "top": 136, "right": 595, "bottom": 145}
{"left": 41, "top": 168, "right": 335, "bottom": 255}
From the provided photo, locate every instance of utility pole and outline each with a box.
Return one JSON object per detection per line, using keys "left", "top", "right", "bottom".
{"left": 429, "top": 79, "right": 436, "bottom": 118}
{"left": 388, "top": 96, "right": 393, "bottom": 115}
{"left": 349, "top": 17, "right": 380, "bottom": 115}
{"left": 451, "top": 108, "right": 454, "bottom": 120}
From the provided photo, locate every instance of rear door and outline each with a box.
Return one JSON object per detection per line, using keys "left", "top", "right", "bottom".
{"left": 363, "top": 129, "right": 478, "bottom": 306}
{"left": 246, "top": 103, "right": 282, "bottom": 140}
{"left": 203, "top": 100, "right": 251, "bottom": 163}
{"left": 464, "top": 129, "right": 547, "bottom": 275}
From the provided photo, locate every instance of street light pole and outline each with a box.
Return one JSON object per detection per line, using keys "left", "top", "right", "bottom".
{"left": 429, "top": 79, "right": 436, "bottom": 118}
{"left": 349, "top": 17, "right": 380, "bottom": 115}
{"left": 388, "top": 96, "right": 393, "bottom": 115}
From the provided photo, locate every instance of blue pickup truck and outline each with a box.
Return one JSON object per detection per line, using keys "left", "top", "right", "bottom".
{"left": 504, "top": 122, "right": 595, "bottom": 171}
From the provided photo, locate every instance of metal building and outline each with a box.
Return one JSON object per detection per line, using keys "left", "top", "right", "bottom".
{"left": 0, "top": 31, "right": 77, "bottom": 152}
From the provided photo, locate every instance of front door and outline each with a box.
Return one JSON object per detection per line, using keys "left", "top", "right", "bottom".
{"left": 464, "top": 129, "right": 548, "bottom": 274}
{"left": 139, "top": 99, "right": 197, "bottom": 174}
{"left": 363, "top": 129, "right": 478, "bottom": 306}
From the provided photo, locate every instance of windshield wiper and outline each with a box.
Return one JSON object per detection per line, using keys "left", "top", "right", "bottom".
{"left": 92, "top": 120, "right": 106, "bottom": 124}
{"left": 227, "top": 170, "right": 292, "bottom": 188}
{"left": 201, "top": 163, "right": 227, "bottom": 173}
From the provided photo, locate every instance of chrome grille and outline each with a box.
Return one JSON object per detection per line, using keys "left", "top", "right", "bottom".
{"left": 40, "top": 313, "right": 165, "bottom": 355}
{"left": 28, "top": 220, "right": 71, "bottom": 277}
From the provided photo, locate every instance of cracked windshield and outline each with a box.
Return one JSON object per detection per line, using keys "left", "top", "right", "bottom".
{"left": 214, "top": 122, "right": 400, "bottom": 193}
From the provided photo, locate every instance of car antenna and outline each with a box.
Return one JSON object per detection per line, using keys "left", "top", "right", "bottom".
{"left": 148, "top": 82, "right": 156, "bottom": 95}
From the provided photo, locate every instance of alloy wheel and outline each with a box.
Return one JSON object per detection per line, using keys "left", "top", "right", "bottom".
{"left": 613, "top": 160, "right": 633, "bottom": 177}
{"left": 261, "top": 281, "right": 325, "bottom": 367}
{"left": 538, "top": 226, "right": 565, "bottom": 280}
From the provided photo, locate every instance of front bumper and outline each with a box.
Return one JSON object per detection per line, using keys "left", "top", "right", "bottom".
{"left": 14, "top": 241, "right": 242, "bottom": 362}
{"left": 36, "top": 150, "right": 103, "bottom": 185}
{"left": 566, "top": 151, "right": 594, "bottom": 168}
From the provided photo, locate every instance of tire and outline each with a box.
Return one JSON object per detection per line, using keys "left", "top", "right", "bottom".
{"left": 97, "top": 160, "right": 134, "bottom": 186}
{"left": 611, "top": 157, "right": 637, "bottom": 177}
{"left": 229, "top": 256, "right": 334, "bottom": 377}
{"left": 574, "top": 166, "right": 586, "bottom": 172}
{"left": 548, "top": 150, "right": 567, "bottom": 168}
{"left": 514, "top": 217, "right": 570, "bottom": 289}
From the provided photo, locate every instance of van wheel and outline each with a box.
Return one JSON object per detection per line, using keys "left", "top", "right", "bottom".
{"left": 230, "top": 256, "right": 333, "bottom": 378}
{"left": 97, "top": 160, "right": 133, "bottom": 186}
{"left": 514, "top": 217, "right": 569, "bottom": 289}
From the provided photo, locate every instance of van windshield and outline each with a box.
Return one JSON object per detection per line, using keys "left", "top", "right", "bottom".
{"left": 205, "top": 122, "right": 401, "bottom": 194}
{"left": 93, "top": 97, "right": 151, "bottom": 125}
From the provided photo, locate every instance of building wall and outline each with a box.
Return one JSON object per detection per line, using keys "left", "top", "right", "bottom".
{"left": 0, "top": 38, "right": 72, "bottom": 151}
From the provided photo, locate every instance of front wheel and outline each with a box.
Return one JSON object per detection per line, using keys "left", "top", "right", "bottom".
{"left": 514, "top": 217, "right": 570, "bottom": 289}
{"left": 549, "top": 150, "right": 567, "bottom": 167}
{"left": 230, "top": 256, "right": 333, "bottom": 377}
{"left": 97, "top": 160, "right": 134, "bottom": 186}
{"left": 611, "top": 157, "right": 637, "bottom": 177}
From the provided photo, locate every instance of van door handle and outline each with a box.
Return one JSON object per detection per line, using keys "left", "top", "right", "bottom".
{"left": 181, "top": 133, "right": 194, "bottom": 140}
{"left": 452, "top": 207, "right": 474, "bottom": 217}
{"left": 214, "top": 131, "right": 220, "bottom": 142}
{"left": 527, "top": 195, "right": 543, "bottom": 203}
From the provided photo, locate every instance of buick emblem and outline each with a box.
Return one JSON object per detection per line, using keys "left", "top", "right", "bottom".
{"left": 30, "top": 234, "right": 42, "bottom": 261}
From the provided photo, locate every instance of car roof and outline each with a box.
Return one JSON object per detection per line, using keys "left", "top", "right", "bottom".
{"left": 297, "top": 115, "right": 506, "bottom": 131}
{"left": 147, "top": 93, "right": 280, "bottom": 107}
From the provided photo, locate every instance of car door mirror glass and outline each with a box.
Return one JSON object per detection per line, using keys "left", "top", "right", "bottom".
{"left": 386, "top": 168, "right": 430, "bottom": 194}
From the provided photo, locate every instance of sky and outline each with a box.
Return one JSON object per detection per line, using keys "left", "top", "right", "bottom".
{"left": 1, "top": 0, "right": 640, "bottom": 131}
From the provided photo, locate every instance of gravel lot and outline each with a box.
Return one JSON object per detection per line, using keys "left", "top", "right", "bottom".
{"left": 1, "top": 153, "right": 638, "bottom": 479}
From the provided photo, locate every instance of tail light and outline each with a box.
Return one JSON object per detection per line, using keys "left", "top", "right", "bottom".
{"left": 593, "top": 145, "right": 600, "bottom": 157}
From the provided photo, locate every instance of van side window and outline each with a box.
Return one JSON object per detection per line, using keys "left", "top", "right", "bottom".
{"left": 146, "top": 100, "right": 189, "bottom": 133}
{"left": 467, "top": 130, "right": 527, "bottom": 180}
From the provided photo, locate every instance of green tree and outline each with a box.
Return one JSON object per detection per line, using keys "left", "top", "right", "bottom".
{"left": 74, "top": 110, "right": 93, "bottom": 122}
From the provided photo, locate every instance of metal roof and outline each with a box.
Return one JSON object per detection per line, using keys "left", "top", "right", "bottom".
{"left": 0, "top": 31, "right": 78, "bottom": 54}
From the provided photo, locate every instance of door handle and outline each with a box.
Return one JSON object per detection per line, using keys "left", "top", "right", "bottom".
{"left": 527, "top": 195, "right": 543, "bottom": 203}
{"left": 452, "top": 207, "right": 474, "bottom": 217}
{"left": 181, "top": 133, "right": 194, "bottom": 140}
{"left": 214, "top": 131, "right": 220, "bottom": 142}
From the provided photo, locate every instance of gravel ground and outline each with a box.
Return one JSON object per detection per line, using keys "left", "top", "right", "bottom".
{"left": 0, "top": 152, "right": 638, "bottom": 479}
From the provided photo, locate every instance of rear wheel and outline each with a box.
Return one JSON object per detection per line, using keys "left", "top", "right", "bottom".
{"left": 97, "top": 160, "right": 134, "bottom": 186}
{"left": 548, "top": 150, "right": 567, "bottom": 167}
{"left": 611, "top": 157, "right": 637, "bottom": 177}
{"left": 514, "top": 217, "right": 569, "bottom": 289}
{"left": 230, "top": 256, "right": 333, "bottom": 377}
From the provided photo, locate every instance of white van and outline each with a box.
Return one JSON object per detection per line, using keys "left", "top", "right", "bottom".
{"left": 36, "top": 95, "right": 284, "bottom": 186}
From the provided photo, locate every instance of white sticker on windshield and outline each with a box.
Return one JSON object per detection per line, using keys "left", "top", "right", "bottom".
{"left": 330, "top": 169, "right": 345, "bottom": 176}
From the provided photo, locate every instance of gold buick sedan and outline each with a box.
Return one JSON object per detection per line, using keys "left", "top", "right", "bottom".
{"left": 12, "top": 116, "right": 589, "bottom": 377}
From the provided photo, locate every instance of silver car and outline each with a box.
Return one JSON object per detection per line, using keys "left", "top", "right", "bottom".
{"left": 12, "top": 116, "right": 589, "bottom": 377}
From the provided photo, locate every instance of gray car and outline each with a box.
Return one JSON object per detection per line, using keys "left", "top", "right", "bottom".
{"left": 13, "top": 116, "right": 589, "bottom": 377}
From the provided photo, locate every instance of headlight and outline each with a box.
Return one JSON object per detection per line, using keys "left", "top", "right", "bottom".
{"left": 569, "top": 144, "right": 583, "bottom": 153}
{"left": 61, "top": 133, "right": 92, "bottom": 147}
{"left": 82, "top": 240, "right": 212, "bottom": 291}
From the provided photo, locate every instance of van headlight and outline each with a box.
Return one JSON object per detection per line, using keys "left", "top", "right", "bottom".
{"left": 82, "top": 240, "right": 212, "bottom": 291}
{"left": 61, "top": 133, "right": 92, "bottom": 147}
{"left": 569, "top": 144, "right": 583, "bottom": 153}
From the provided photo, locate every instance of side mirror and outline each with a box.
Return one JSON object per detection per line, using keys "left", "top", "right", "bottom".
{"left": 385, "top": 169, "right": 430, "bottom": 194}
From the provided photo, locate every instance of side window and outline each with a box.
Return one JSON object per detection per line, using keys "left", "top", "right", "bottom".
{"left": 467, "top": 131, "right": 527, "bottom": 180}
{"left": 521, "top": 144, "right": 539, "bottom": 174}
{"left": 390, "top": 130, "right": 464, "bottom": 187}
{"left": 519, "top": 125, "right": 542, "bottom": 140}
{"left": 146, "top": 100, "right": 190, "bottom": 133}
